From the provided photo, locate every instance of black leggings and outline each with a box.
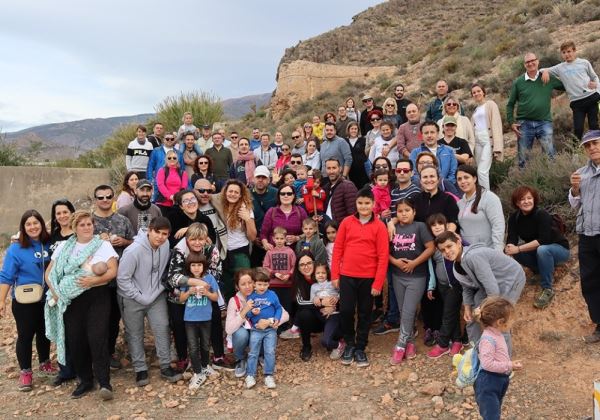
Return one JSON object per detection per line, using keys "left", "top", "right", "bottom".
{"left": 185, "top": 321, "right": 211, "bottom": 373}
{"left": 64, "top": 286, "right": 111, "bottom": 388}
{"left": 108, "top": 286, "right": 121, "bottom": 355}
{"left": 12, "top": 300, "right": 50, "bottom": 370}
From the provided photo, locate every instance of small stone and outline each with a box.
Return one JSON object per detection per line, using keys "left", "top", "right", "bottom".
{"left": 432, "top": 396, "right": 444, "bottom": 410}
{"left": 163, "top": 400, "right": 179, "bottom": 408}
{"left": 351, "top": 396, "right": 359, "bottom": 401}
{"left": 462, "top": 402, "right": 474, "bottom": 410}
{"left": 407, "top": 372, "right": 418, "bottom": 382}
{"left": 462, "top": 387, "right": 474, "bottom": 396}
{"left": 407, "top": 415, "right": 420, "bottom": 420}
{"left": 419, "top": 381, "right": 445, "bottom": 396}
{"left": 107, "top": 416, "right": 122, "bottom": 420}
{"left": 271, "top": 391, "right": 279, "bottom": 398}
{"left": 143, "top": 385, "right": 153, "bottom": 392}
{"left": 381, "top": 393, "right": 393, "bottom": 405}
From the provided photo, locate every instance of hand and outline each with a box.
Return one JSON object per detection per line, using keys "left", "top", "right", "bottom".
{"left": 295, "top": 198, "right": 304, "bottom": 205}
{"left": 589, "top": 80, "right": 598, "bottom": 90}
{"left": 570, "top": 172, "right": 581, "bottom": 196}
{"left": 279, "top": 274, "right": 290, "bottom": 282}
{"left": 110, "top": 236, "right": 127, "bottom": 247}
{"left": 504, "top": 244, "right": 519, "bottom": 256}
{"left": 255, "top": 319, "right": 270, "bottom": 330}
{"left": 77, "top": 276, "right": 98, "bottom": 288}
{"left": 311, "top": 190, "right": 320, "bottom": 197}
{"left": 387, "top": 220, "right": 396, "bottom": 241}
{"left": 541, "top": 70, "right": 550, "bottom": 84}
{"left": 272, "top": 319, "right": 279, "bottom": 328}
{"left": 511, "top": 123, "right": 521, "bottom": 137}
{"left": 464, "top": 305, "right": 473, "bottom": 323}
{"left": 512, "top": 360, "right": 523, "bottom": 370}
{"left": 174, "top": 227, "right": 188, "bottom": 240}
{"left": 244, "top": 299, "right": 254, "bottom": 312}
{"left": 331, "top": 279, "right": 339, "bottom": 289}
{"left": 381, "top": 144, "right": 390, "bottom": 157}
{"left": 262, "top": 240, "right": 274, "bottom": 251}
{"left": 320, "top": 306, "right": 335, "bottom": 316}
{"left": 401, "top": 259, "right": 416, "bottom": 274}
{"left": 371, "top": 288, "right": 381, "bottom": 297}
{"left": 251, "top": 307, "right": 261, "bottom": 315}
{"left": 323, "top": 296, "right": 338, "bottom": 307}
{"left": 238, "top": 205, "right": 251, "bottom": 222}
{"left": 312, "top": 215, "right": 323, "bottom": 222}
{"left": 285, "top": 235, "right": 298, "bottom": 244}
{"left": 99, "top": 232, "right": 110, "bottom": 241}
{"left": 0, "top": 301, "right": 5, "bottom": 318}
{"left": 427, "top": 290, "right": 435, "bottom": 300}
{"left": 381, "top": 209, "right": 391, "bottom": 219}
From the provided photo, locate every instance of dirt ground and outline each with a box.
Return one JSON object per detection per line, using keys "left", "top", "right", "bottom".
{"left": 0, "top": 256, "right": 598, "bottom": 420}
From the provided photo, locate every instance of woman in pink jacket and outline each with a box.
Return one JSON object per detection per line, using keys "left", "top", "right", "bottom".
{"left": 156, "top": 150, "right": 188, "bottom": 218}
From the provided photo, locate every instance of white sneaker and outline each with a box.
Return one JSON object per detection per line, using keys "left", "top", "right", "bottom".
{"left": 188, "top": 372, "right": 207, "bottom": 390}
{"left": 264, "top": 375, "right": 276, "bottom": 389}
{"left": 203, "top": 365, "right": 220, "bottom": 379}
{"left": 245, "top": 375, "right": 256, "bottom": 389}
{"left": 330, "top": 340, "right": 346, "bottom": 360}
{"left": 279, "top": 326, "right": 300, "bottom": 340}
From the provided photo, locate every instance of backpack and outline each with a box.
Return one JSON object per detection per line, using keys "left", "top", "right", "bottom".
{"left": 452, "top": 336, "right": 496, "bottom": 388}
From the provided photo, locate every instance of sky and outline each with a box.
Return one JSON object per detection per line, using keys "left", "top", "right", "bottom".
{"left": 0, "top": 0, "right": 382, "bottom": 132}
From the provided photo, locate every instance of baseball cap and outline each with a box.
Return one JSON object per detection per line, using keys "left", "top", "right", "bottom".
{"left": 136, "top": 179, "right": 153, "bottom": 189}
{"left": 362, "top": 94, "right": 373, "bottom": 101}
{"left": 254, "top": 165, "right": 270, "bottom": 178}
{"left": 581, "top": 130, "right": 600, "bottom": 147}
{"left": 442, "top": 115, "right": 458, "bottom": 126}
{"left": 202, "top": 124, "right": 211, "bottom": 129}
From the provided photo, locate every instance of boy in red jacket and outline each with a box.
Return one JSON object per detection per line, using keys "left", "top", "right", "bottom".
{"left": 331, "top": 187, "right": 389, "bottom": 367}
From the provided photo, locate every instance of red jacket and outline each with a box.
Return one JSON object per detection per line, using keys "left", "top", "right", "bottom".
{"left": 331, "top": 214, "right": 389, "bottom": 291}
{"left": 301, "top": 178, "right": 326, "bottom": 214}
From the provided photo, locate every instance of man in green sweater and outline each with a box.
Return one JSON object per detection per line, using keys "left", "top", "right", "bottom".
{"left": 506, "top": 52, "right": 564, "bottom": 168}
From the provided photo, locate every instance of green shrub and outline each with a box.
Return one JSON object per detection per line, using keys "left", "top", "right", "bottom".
{"left": 0, "top": 135, "right": 25, "bottom": 166}
{"left": 155, "top": 91, "right": 223, "bottom": 131}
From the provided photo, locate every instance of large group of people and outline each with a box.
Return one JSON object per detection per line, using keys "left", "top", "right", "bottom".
{"left": 1, "top": 42, "right": 599, "bottom": 420}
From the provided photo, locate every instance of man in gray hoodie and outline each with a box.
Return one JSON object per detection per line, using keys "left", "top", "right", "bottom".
{"left": 117, "top": 217, "right": 182, "bottom": 386}
{"left": 435, "top": 231, "right": 525, "bottom": 353}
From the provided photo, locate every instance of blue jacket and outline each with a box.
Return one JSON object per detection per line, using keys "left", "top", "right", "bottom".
{"left": 409, "top": 144, "right": 458, "bottom": 184}
{"left": 0, "top": 241, "right": 49, "bottom": 298}
{"left": 147, "top": 146, "right": 184, "bottom": 201}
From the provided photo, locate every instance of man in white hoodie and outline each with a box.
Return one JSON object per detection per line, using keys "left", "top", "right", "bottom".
{"left": 117, "top": 217, "right": 182, "bottom": 386}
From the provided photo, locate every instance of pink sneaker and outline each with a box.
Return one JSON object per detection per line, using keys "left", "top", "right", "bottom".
{"left": 427, "top": 344, "right": 450, "bottom": 359}
{"left": 449, "top": 342, "right": 464, "bottom": 356}
{"left": 175, "top": 359, "right": 189, "bottom": 372}
{"left": 19, "top": 370, "right": 33, "bottom": 392}
{"left": 390, "top": 346, "right": 405, "bottom": 365}
{"left": 405, "top": 342, "right": 417, "bottom": 359}
{"left": 39, "top": 360, "right": 57, "bottom": 377}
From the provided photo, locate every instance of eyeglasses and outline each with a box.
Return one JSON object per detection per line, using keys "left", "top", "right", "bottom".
{"left": 385, "top": 104, "right": 395, "bottom": 107}
{"left": 182, "top": 198, "right": 198, "bottom": 205}
{"left": 362, "top": 99, "right": 373, "bottom": 103}
{"left": 299, "top": 261, "right": 314, "bottom": 268}
{"left": 164, "top": 137, "right": 175, "bottom": 141}
{"left": 303, "top": 125, "right": 311, "bottom": 129}
{"left": 292, "top": 135, "right": 300, "bottom": 139}
{"left": 395, "top": 168, "right": 411, "bottom": 174}
{"left": 230, "top": 136, "right": 238, "bottom": 139}
{"left": 374, "top": 164, "right": 388, "bottom": 170}
{"left": 279, "top": 191, "right": 294, "bottom": 196}
{"left": 196, "top": 188, "right": 212, "bottom": 194}
{"left": 525, "top": 58, "right": 538, "bottom": 64}
{"left": 95, "top": 194, "right": 113, "bottom": 201}
{"left": 291, "top": 160, "right": 302, "bottom": 164}
{"left": 371, "top": 118, "right": 381, "bottom": 122}
{"left": 418, "top": 161, "right": 434, "bottom": 166}
{"left": 198, "top": 161, "right": 209, "bottom": 165}
{"left": 446, "top": 103, "right": 458, "bottom": 107}
{"left": 167, "top": 156, "right": 178, "bottom": 161}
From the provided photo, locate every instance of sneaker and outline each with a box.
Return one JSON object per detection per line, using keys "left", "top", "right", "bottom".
{"left": 527, "top": 273, "right": 542, "bottom": 285}
{"left": 329, "top": 340, "right": 346, "bottom": 360}
{"left": 279, "top": 326, "right": 300, "bottom": 340}
{"left": 71, "top": 382, "right": 94, "bottom": 399}
{"left": 340, "top": 346, "right": 355, "bottom": 365}
{"left": 354, "top": 349, "right": 370, "bottom": 367}
{"left": 424, "top": 328, "right": 436, "bottom": 346}
{"left": 99, "top": 386, "right": 114, "bottom": 401}
{"left": 18, "top": 370, "right": 33, "bottom": 392}
{"left": 188, "top": 372, "right": 207, "bottom": 390}
{"left": 135, "top": 370, "right": 149, "bottom": 387}
{"left": 405, "top": 342, "right": 417, "bottom": 359}
{"left": 245, "top": 375, "right": 256, "bottom": 389}
{"left": 234, "top": 359, "right": 247, "bottom": 378}
{"left": 534, "top": 288, "right": 555, "bottom": 309}
{"left": 175, "top": 358, "right": 188, "bottom": 372}
{"left": 52, "top": 375, "right": 74, "bottom": 387}
{"left": 449, "top": 342, "right": 464, "bottom": 356}
{"left": 39, "top": 360, "right": 58, "bottom": 377}
{"left": 583, "top": 329, "right": 600, "bottom": 344}
{"left": 373, "top": 322, "right": 400, "bottom": 335}
{"left": 390, "top": 346, "right": 405, "bottom": 365}
{"left": 160, "top": 367, "right": 182, "bottom": 383}
{"left": 264, "top": 375, "right": 276, "bottom": 389}
{"left": 370, "top": 308, "right": 384, "bottom": 325}
{"left": 427, "top": 344, "right": 450, "bottom": 359}
{"left": 300, "top": 346, "right": 312, "bottom": 362}
{"left": 110, "top": 354, "right": 122, "bottom": 370}
{"left": 212, "top": 356, "right": 235, "bottom": 371}
{"left": 203, "top": 365, "right": 220, "bottom": 379}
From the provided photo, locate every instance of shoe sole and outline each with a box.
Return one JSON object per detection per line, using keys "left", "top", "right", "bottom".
{"left": 136, "top": 379, "right": 150, "bottom": 387}
{"left": 356, "top": 362, "right": 370, "bottom": 368}
{"left": 426, "top": 351, "right": 449, "bottom": 359}
{"left": 18, "top": 386, "right": 32, "bottom": 392}
{"left": 99, "top": 388, "right": 113, "bottom": 401}
{"left": 161, "top": 375, "right": 182, "bottom": 383}
{"left": 234, "top": 371, "right": 246, "bottom": 378}
{"left": 340, "top": 359, "right": 353, "bottom": 366}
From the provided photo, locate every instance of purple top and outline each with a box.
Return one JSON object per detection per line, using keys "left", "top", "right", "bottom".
{"left": 260, "top": 205, "right": 308, "bottom": 244}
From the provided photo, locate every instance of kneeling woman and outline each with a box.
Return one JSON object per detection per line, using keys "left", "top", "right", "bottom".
{"left": 225, "top": 269, "right": 289, "bottom": 378}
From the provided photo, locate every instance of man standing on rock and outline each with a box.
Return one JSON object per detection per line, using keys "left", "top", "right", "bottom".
{"left": 426, "top": 80, "right": 449, "bottom": 122}
{"left": 336, "top": 106, "right": 352, "bottom": 138}
{"left": 506, "top": 52, "right": 565, "bottom": 168}
{"left": 359, "top": 94, "right": 382, "bottom": 136}
{"left": 394, "top": 84, "right": 412, "bottom": 124}
{"left": 569, "top": 130, "right": 600, "bottom": 343}
{"left": 320, "top": 123, "right": 352, "bottom": 178}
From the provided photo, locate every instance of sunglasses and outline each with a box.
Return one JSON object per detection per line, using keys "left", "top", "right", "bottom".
{"left": 395, "top": 168, "right": 411, "bottom": 174}
{"left": 279, "top": 191, "right": 294, "bottom": 196}
{"left": 95, "top": 194, "right": 113, "bottom": 201}
{"left": 291, "top": 160, "right": 302, "bottom": 164}
{"left": 167, "top": 156, "right": 178, "bottom": 161}
{"left": 292, "top": 135, "right": 301, "bottom": 139}
{"left": 164, "top": 137, "right": 175, "bottom": 141}
{"left": 230, "top": 136, "right": 238, "bottom": 139}
{"left": 198, "top": 161, "right": 209, "bottom": 165}
{"left": 182, "top": 198, "right": 198, "bottom": 205}
{"left": 374, "top": 164, "right": 388, "bottom": 170}
{"left": 196, "top": 188, "right": 212, "bottom": 194}
{"left": 385, "top": 104, "right": 395, "bottom": 107}
{"left": 525, "top": 59, "right": 538, "bottom": 64}
{"left": 282, "top": 148, "right": 290, "bottom": 152}
{"left": 446, "top": 103, "right": 458, "bottom": 107}
{"left": 371, "top": 118, "right": 381, "bottom": 122}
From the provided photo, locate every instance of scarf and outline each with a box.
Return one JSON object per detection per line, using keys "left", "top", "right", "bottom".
{"left": 237, "top": 152, "right": 256, "bottom": 185}
{"left": 45, "top": 235, "right": 103, "bottom": 364}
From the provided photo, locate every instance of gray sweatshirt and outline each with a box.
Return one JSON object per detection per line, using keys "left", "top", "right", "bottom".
{"left": 457, "top": 190, "right": 505, "bottom": 251}
{"left": 456, "top": 244, "right": 525, "bottom": 306}
{"left": 320, "top": 135, "right": 353, "bottom": 169}
{"left": 547, "top": 58, "right": 599, "bottom": 102}
{"left": 117, "top": 229, "right": 170, "bottom": 305}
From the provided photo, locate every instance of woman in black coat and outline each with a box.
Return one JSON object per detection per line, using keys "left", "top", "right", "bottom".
{"left": 344, "top": 121, "right": 370, "bottom": 189}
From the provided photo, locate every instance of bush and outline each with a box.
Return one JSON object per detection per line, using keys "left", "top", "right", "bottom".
{"left": 155, "top": 91, "right": 223, "bottom": 131}
{"left": 0, "top": 135, "right": 25, "bottom": 166}
{"left": 494, "top": 150, "right": 588, "bottom": 232}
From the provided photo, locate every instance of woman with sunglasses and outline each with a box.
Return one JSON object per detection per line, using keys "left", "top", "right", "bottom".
{"left": 156, "top": 150, "right": 188, "bottom": 218}
{"left": 382, "top": 97, "right": 402, "bottom": 129}
{"left": 365, "top": 109, "right": 384, "bottom": 156}
{"left": 146, "top": 133, "right": 180, "bottom": 202}
{"left": 302, "top": 122, "right": 318, "bottom": 144}
{"left": 169, "top": 189, "right": 216, "bottom": 248}
{"left": 275, "top": 144, "right": 292, "bottom": 173}
{"left": 437, "top": 96, "right": 475, "bottom": 152}
{"left": 191, "top": 155, "right": 217, "bottom": 191}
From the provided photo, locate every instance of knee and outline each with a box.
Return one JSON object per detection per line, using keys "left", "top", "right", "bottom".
{"left": 536, "top": 245, "right": 551, "bottom": 258}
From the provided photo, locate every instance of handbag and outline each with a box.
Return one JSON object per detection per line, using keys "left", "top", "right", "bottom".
{"left": 14, "top": 243, "right": 45, "bottom": 304}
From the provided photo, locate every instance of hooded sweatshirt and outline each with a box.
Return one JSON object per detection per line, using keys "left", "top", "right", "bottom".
{"left": 457, "top": 189, "right": 505, "bottom": 251}
{"left": 454, "top": 243, "right": 525, "bottom": 306}
{"left": 0, "top": 240, "right": 49, "bottom": 298}
{"left": 117, "top": 229, "right": 170, "bottom": 305}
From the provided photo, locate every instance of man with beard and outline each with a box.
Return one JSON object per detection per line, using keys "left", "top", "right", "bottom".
{"left": 147, "top": 122, "right": 164, "bottom": 149}
{"left": 119, "top": 179, "right": 163, "bottom": 233}
{"left": 394, "top": 84, "right": 412, "bottom": 124}
{"left": 250, "top": 166, "right": 278, "bottom": 266}
{"left": 320, "top": 123, "right": 352, "bottom": 178}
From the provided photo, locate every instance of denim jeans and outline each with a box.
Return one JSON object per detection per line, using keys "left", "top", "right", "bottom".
{"left": 517, "top": 120, "right": 555, "bottom": 168}
{"left": 232, "top": 327, "right": 250, "bottom": 362}
{"left": 185, "top": 321, "right": 211, "bottom": 373}
{"left": 247, "top": 327, "right": 277, "bottom": 376}
{"left": 474, "top": 130, "right": 492, "bottom": 190}
{"left": 513, "top": 244, "right": 569, "bottom": 289}
{"left": 474, "top": 369, "right": 510, "bottom": 420}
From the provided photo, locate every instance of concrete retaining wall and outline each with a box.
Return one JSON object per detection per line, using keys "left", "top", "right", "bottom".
{"left": 0, "top": 167, "right": 112, "bottom": 236}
